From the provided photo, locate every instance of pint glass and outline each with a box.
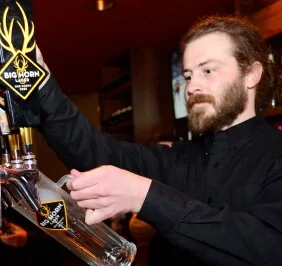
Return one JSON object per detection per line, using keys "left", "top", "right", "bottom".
{"left": 12, "top": 171, "right": 137, "bottom": 266}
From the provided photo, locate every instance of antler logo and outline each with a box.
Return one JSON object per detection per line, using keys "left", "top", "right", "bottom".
{"left": 38, "top": 205, "right": 51, "bottom": 218}
{"left": 0, "top": 2, "right": 35, "bottom": 56}
{"left": 13, "top": 54, "right": 28, "bottom": 84}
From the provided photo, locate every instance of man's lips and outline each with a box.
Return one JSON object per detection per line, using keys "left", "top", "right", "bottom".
{"left": 187, "top": 94, "right": 215, "bottom": 109}
{"left": 192, "top": 101, "right": 210, "bottom": 106}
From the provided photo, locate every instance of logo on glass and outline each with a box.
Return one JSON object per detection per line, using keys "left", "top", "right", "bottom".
{"left": 36, "top": 200, "right": 68, "bottom": 231}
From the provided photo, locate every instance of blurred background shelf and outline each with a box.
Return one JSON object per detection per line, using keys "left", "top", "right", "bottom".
{"left": 264, "top": 106, "right": 282, "bottom": 117}
{"left": 102, "top": 119, "right": 133, "bottom": 133}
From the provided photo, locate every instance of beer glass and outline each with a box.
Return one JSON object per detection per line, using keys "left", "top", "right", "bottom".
{"left": 12, "top": 171, "right": 137, "bottom": 266}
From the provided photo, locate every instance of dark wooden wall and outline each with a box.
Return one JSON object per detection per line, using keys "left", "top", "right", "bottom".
{"left": 131, "top": 46, "right": 175, "bottom": 144}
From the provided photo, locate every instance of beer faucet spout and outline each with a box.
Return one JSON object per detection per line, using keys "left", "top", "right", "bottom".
{"left": 0, "top": 168, "right": 41, "bottom": 211}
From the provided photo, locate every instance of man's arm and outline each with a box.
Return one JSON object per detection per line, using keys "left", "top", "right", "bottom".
{"left": 66, "top": 160, "right": 282, "bottom": 266}
{"left": 37, "top": 75, "right": 173, "bottom": 178}
{"left": 138, "top": 175, "right": 282, "bottom": 265}
{"left": 36, "top": 47, "right": 165, "bottom": 174}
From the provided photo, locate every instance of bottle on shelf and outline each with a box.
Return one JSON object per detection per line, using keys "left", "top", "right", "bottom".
{"left": 103, "top": 105, "right": 133, "bottom": 127}
{"left": 267, "top": 45, "right": 280, "bottom": 108}
{"left": 277, "top": 48, "right": 282, "bottom": 98}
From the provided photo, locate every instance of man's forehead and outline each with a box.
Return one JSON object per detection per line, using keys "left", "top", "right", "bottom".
{"left": 184, "top": 32, "right": 234, "bottom": 57}
{"left": 183, "top": 33, "right": 234, "bottom": 68}
{"left": 187, "top": 31, "right": 233, "bottom": 47}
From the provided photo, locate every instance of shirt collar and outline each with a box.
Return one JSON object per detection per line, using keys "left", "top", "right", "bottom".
{"left": 204, "top": 115, "right": 268, "bottom": 152}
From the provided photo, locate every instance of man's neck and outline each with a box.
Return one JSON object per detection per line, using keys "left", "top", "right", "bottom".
{"left": 221, "top": 108, "right": 256, "bottom": 131}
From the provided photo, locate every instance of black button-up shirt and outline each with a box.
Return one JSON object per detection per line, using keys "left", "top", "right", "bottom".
{"left": 39, "top": 76, "right": 282, "bottom": 266}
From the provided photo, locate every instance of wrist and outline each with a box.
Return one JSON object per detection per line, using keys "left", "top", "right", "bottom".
{"left": 133, "top": 177, "right": 152, "bottom": 213}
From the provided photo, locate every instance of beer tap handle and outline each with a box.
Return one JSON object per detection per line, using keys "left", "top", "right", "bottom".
{"left": 8, "top": 132, "right": 21, "bottom": 158}
{"left": 19, "top": 127, "right": 37, "bottom": 169}
{"left": 7, "top": 132, "right": 23, "bottom": 169}
{"left": 1, "top": 134, "right": 12, "bottom": 168}
{"left": 19, "top": 127, "right": 33, "bottom": 154}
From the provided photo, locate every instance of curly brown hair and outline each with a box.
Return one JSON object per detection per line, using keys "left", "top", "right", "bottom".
{"left": 180, "top": 15, "right": 274, "bottom": 112}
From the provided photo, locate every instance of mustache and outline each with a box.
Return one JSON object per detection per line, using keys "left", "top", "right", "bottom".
{"left": 187, "top": 94, "right": 215, "bottom": 109}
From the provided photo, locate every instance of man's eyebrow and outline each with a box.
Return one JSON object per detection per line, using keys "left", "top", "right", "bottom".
{"left": 183, "top": 59, "right": 221, "bottom": 74}
{"left": 183, "top": 68, "right": 191, "bottom": 74}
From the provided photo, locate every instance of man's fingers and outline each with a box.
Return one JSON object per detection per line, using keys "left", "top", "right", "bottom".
{"left": 77, "top": 197, "right": 110, "bottom": 209}
{"left": 68, "top": 173, "right": 98, "bottom": 191}
{"left": 36, "top": 46, "right": 44, "bottom": 66}
{"left": 85, "top": 208, "right": 113, "bottom": 225}
{"left": 66, "top": 169, "right": 83, "bottom": 190}
{"left": 70, "top": 169, "right": 81, "bottom": 177}
{"left": 68, "top": 167, "right": 109, "bottom": 190}
{"left": 70, "top": 184, "right": 104, "bottom": 200}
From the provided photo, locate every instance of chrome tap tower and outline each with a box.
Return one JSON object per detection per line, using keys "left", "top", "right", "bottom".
{"left": 0, "top": 2, "right": 136, "bottom": 265}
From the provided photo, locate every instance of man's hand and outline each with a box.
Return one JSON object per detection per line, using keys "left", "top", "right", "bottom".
{"left": 0, "top": 222, "right": 28, "bottom": 248}
{"left": 66, "top": 166, "right": 152, "bottom": 225}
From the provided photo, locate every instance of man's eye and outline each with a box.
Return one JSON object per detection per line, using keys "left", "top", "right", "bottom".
{"left": 204, "top": 69, "right": 213, "bottom": 74}
{"left": 184, "top": 76, "right": 192, "bottom": 81}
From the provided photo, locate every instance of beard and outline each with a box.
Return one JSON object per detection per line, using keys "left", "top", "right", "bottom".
{"left": 187, "top": 77, "right": 247, "bottom": 135}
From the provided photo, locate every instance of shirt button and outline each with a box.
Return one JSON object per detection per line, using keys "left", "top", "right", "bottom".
{"left": 213, "top": 162, "right": 219, "bottom": 168}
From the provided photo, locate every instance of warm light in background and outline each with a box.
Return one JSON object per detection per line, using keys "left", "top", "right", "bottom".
{"left": 96, "top": 0, "right": 115, "bottom": 11}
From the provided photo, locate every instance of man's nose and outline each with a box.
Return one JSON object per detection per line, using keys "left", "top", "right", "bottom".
{"left": 185, "top": 78, "right": 204, "bottom": 97}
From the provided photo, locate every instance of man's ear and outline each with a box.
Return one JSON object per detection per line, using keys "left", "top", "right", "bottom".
{"left": 245, "top": 61, "right": 263, "bottom": 89}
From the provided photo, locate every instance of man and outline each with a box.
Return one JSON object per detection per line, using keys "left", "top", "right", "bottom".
{"left": 36, "top": 16, "right": 282, "bottom": 265}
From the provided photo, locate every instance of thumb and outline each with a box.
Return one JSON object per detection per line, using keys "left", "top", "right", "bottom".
{"left": 36, "top": 45, "right": 51, "bottom": 90}
{"left": 36, "top": 46, "right": 44, "bottom": 67}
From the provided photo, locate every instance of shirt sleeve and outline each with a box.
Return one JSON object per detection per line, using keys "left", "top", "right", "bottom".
{"left": 138, "top": 171, "right": 282, "bottom": 266}
{"left": 37, "top": 75, "right": 170, "bottom": 178}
